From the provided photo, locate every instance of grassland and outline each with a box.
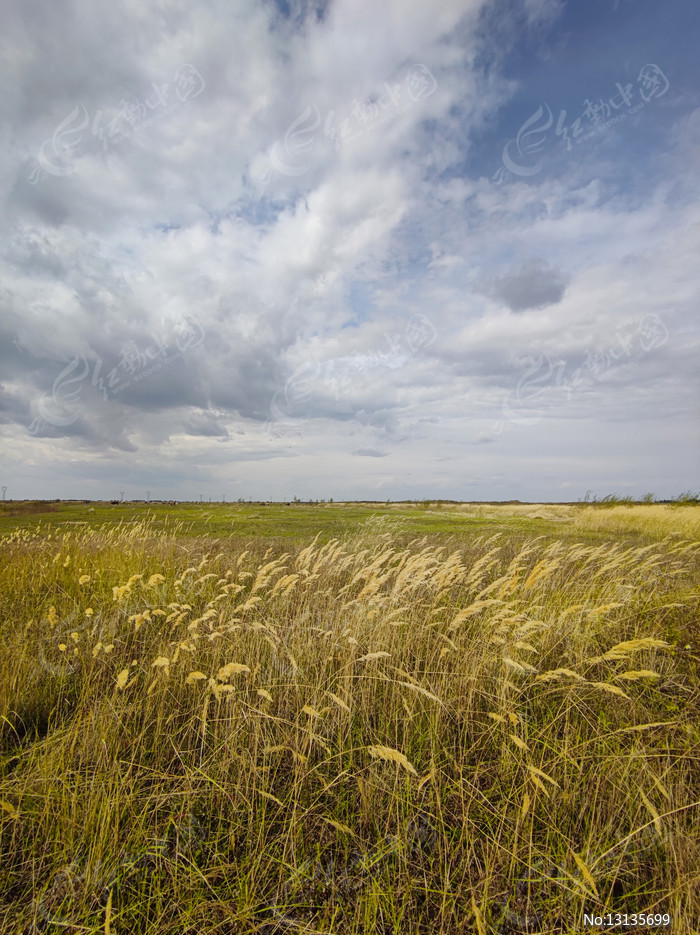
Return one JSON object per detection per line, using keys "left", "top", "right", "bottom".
{"left": 0, "top": 502, "right": 699, "bottom": 933}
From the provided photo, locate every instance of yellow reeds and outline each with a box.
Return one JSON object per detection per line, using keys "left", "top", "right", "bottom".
{"left": 464, "top": 547, "right": 501, "bottom": 594}
{"left": 536, "top": 668, "right": 585, "bottom": 682}
{"left": 448, "top": 598, "right": 505, "bottom": 630}
{"left": 366, "top": 745, "right": 418, "bottom": 776}
{"left": 357, "top": 651, "right": 391, "bottom": 663}
{"left": 250, "top": 558, "right": 287, "bottom": 594}
{"left": 522, "top": 558, "right": 560, "bottom": 591}
{"left": 587, "top": 637, "right": 670, "bottom": 664}
{"left": 3, "top": 503, "right": 698, "bottom": 931}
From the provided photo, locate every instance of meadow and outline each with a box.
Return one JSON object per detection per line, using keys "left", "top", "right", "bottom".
{"left": 0, "top": 501, "right": 699, "bottom": 933}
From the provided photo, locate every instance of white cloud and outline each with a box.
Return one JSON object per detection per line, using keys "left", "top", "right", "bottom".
{"left": 0, "top": 0, "right": 697, "bottom": 500}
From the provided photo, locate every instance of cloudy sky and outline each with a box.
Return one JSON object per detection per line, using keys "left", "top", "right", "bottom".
{"left": 1, "top": 0, "right": 698, "bottom": 502}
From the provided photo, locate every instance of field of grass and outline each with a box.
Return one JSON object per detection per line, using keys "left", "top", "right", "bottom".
{"left": 2, "top": 499, "right": 699, "bottom": 546}
{"left": 1, "top": 504, "right": 699, "bottom": 933}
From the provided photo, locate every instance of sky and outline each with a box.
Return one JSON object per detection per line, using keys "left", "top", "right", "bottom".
{"left": 1, "top": 0, "right": 698, "bottom": 502}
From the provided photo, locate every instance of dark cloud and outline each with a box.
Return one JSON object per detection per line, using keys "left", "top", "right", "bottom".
{"left": 481, "top": 258, "right": 569, "bottom": 312}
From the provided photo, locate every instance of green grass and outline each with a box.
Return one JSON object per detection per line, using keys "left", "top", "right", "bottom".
{"left": 1, "top": 506, "right": 699, "bottom": 933}
{"left": 4, "top": 499, "right": 695, "bottom": 548}
{"left": 0, "top": 501, "right": 553, "bottom": 553}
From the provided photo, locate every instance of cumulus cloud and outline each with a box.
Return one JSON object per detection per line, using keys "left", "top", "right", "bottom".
{"left": 478, "top": 257, "right": 569, "bottom": 312}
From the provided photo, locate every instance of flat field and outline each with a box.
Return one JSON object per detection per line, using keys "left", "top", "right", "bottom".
{"left": 1, "top": 502, "right": 699, "bottom": 933}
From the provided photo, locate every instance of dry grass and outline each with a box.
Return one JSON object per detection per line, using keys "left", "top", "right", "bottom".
{"left": 451, "top": 504, "right": 576, "bottom": 523}
{"left": 0, "top": 514, "right": 699, "bottom": 933}
{"left": 571, "top": 504, "right": 700, "bottom": 541}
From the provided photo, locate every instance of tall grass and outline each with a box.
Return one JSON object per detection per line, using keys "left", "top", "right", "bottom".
{"left": 1, "top": 516, "right": 699, "bottom": 933}
{"left": 572, "top": 505, "right": 700, "bottom": 541}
